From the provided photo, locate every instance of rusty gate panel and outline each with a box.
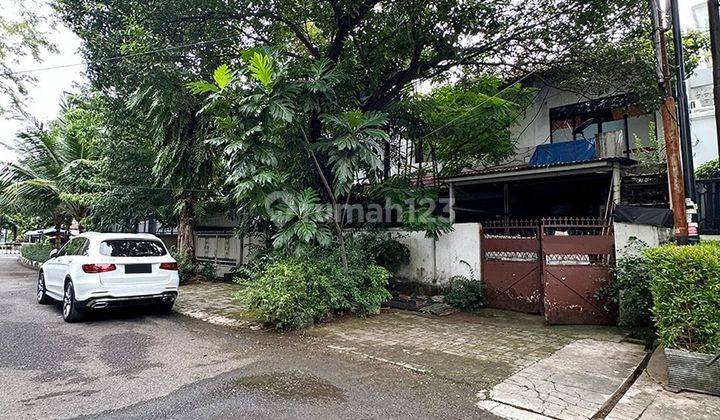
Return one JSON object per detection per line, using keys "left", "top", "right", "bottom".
{"left": 541, "top": 218, "right": 616, "bottom": 325}
{"left": 481, "top": 220, "right": 543, "bottom": 314}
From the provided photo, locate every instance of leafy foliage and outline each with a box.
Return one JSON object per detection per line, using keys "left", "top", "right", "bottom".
{"left": 696, "top": 159, "right": 720, "bottom": 180}
{"left": 400, "top": 78, "right": 536, "bottom": 173}
{"left": 599, "top": 240, "right": 654, "bottom": 328}
{"left": 0, "top": 1, "right": 56, "bottom": 117}
{"left": 645, "top": 243, "right": 720, "bottom": 353}
{"left": 20, "top": 241, "right": 54, "bottom": 263}
{"left": 445, "top": 276, "right": 485, "bottom": 311}
{"left": 172, "top": 247, "right": 216, "bottom": 284}
{"left": 241, "top": 244, "right": 391, "bottom": 330}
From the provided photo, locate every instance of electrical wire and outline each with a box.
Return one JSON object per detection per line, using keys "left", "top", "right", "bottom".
{"left": 0, "top": 35, "right": 242, "bottom": 77}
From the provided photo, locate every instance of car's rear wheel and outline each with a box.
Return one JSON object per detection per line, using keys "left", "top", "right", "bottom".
{"left": 157, "top": 301, "right": 174, "bottom": 314}
{"left": 62, "top": 281, "right": 83, "bottom": 323}
{"left": 37, "top": 272, "right": 53, "bottom": 304}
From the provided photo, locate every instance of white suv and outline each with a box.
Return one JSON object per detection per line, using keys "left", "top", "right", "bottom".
{"left": 37, "top": 232, "right": 180, "bottom": 322}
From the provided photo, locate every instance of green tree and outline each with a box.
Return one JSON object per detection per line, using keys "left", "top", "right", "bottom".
{"left": 0, "top": 93, "right": 103, "bottom": 244}
{"left": 0, "top": 1, "right": 56, "bottom": 117}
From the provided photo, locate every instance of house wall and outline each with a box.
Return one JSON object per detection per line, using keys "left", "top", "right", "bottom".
{"left": 613, "top": 222, "right": 673, "bottom": 257}
{"left": 509, "top": 87, "right": 664, "bottom": 165}
{"left": 393, "top": 223, "right": 481, "bottom": 286}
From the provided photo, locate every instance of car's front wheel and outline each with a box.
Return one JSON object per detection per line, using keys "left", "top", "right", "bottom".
{"left": 62, "top": 280, "right": 84, "bottom": 323}
{"left": 37, "top": 272, "right": 53, "bottom": 304}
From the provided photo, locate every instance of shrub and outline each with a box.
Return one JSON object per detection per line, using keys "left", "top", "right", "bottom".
{"left": 695, "top": 158, "right": 720, "bottom": 179}
{"left": 602, "top": 240, "right": 654, "bottom": 327}
{"left": 645, "top": 243, "right": 720, "bottom": 353}
{"left": 172, "top": 249, "right": 216, "bottom": 284}
{"left": 343, "top": 233, "right": 410, "bottom": 275}
{"left": 365, "top": 237, "right": 410, "bottom": 274}
{"left": 20, "top": 242, "right": 54, "bottom": 263}
{"left": 244, "top": 245, "right": 392, "bottom": 330}
{"left": 445, "top": 275, "right": 484, "bottom": 311}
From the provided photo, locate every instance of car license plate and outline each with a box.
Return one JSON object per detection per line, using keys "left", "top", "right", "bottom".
{"left": 124, "top": 264, "right": 152, "bottom": 274}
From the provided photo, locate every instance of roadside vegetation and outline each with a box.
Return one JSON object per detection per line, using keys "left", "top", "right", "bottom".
{"left": 20, "top": 241, "right": 53, "bottom": 264}
{"left": 607, "top": 240, "right": 720, "bottom": 354}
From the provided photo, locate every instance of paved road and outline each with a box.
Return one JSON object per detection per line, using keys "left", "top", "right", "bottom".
{"left": 0, "top": 255, "right": 493, "bottom": 419}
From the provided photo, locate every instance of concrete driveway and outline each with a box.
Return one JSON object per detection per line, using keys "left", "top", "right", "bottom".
{"left": 0, "top": 255, "right": 490, "bottom": 419}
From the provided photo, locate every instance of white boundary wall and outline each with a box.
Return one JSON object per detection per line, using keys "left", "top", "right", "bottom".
{"left": 391, "top": 223, "right": 481, "bottom": 286}
{"left": 614, "top": 222, "right": 673, "bottom": 257}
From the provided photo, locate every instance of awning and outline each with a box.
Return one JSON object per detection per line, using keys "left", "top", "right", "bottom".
{"left": 445, "top": 158, "right": 635, "bottom": 186}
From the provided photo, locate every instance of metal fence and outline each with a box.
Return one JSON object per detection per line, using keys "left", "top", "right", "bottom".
{"left": 698, "top": 178, "right": 720, "bottom": 235}
{"left": 0, "top": 243, "right": 21, "bottom": 254}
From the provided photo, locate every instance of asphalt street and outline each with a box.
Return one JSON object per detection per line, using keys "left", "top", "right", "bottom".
{"left": 0, "top": 255, "right": 493, "bottom": 419}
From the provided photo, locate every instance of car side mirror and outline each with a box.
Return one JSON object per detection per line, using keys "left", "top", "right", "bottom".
{"left": 48, "top": 249, "right": 58, "bottom": 259}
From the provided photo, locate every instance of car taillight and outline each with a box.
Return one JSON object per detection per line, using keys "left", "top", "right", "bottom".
{"left": 82, "top": 263, "right": 116, "bottom": 273}
{"left": 159, "top": 262, "right": 178, "bottom": 270}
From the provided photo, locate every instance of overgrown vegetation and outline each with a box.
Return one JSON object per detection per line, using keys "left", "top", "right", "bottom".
{"left": 445, "top": 275, "right": 484, "bottom": 311}
{"left": 601, "top": 240, "right": 655, "bottom": 328}
{"left": 696, "top": 159, "right": 720, "bottom": 179}
{"left": 645, "top": 242, "right": 720, "bottom": 353}
{"left": 239, "top": 242, "right": 391, "bottom": 330}
{"left": 173, "top": 249, "right": 216, "bottom": 284}
{"left": 20, "top": 241, "right": 54, "bottom": 263}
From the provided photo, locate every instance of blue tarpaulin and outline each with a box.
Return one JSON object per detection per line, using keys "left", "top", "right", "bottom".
{"left": 528, "top": 139, "right": 596, "bottom": 167}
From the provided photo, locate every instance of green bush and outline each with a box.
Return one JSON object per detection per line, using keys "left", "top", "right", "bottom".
{"left": 645, "top": 243, "right": 720, "bottom": 353}
{"left": 445, "top": 275, "right": 484, "bottom": 311}
{"left": 342, "top": 233, "right": 410, "bottom": 275}
{"left": 695, "top": 158, "right": 720, "bottom": 179}
{"left": 243, "top": 245, "right": 392, "bottom": 330}
{"left": 20, "top": 242, "right": 54, "bottom": 263}
{"left": 362, "top": 236, "right": 410, "bottom": 275}
{"left": 602, "top": 240, "right": 654, "bottom": 327}
{"left": 172, "top": 249, "right": 217, "bottom": 284}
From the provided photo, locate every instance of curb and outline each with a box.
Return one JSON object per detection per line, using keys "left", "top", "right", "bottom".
{"left": 18, "top": 256, "right": 42, "bottom": 271}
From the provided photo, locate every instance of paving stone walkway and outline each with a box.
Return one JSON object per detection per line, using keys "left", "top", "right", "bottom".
{"left": 175, "top": 282, "right": 259, "bottom": 329}
{"left": 306, "top": 309, "right": 632, "bottom": 389}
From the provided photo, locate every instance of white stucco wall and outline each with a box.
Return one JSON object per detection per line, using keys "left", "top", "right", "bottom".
{"left": 393, "top": 223, "right": 481, "bottom": 286}
{"left": 614, "top": 222, "right": 673, "bottom": 258}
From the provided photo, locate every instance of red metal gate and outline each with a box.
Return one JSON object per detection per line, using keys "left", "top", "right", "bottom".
{"left": 481, "top": 220, "right": 543, "bottom": 314}
{"left": 480, "top": 218, "right": 616, "bottom": 324}
{"left": 541, "top": 218, "right": 616, "bottom": 325}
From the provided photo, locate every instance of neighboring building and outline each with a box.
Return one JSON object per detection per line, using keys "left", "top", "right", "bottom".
{"left": 686, "top": 0, "right": 718, "bottom": 168}
{"left": 688, "top": 67, "right": 718, "bottom": 167}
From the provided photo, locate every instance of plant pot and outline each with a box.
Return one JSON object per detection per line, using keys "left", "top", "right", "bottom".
{"left": 664, "top": 348, "right": 720, "bottom": 396}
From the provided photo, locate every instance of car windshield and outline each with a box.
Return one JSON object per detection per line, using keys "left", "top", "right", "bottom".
{"left": 99, "top": 239, "right": 167, "bottom": 257}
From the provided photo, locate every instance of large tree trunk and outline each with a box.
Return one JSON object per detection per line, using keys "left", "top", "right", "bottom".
{"left": 177, "top": 199, "right": 196, "bottom": 261}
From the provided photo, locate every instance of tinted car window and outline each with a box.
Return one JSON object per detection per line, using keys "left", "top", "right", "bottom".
{"left": 70, "top": 238, "right": 89, "bottom": 256}
{"left": 99, "top": 240, "right": 167, "bottom": 257}
{"left": 59, "top": 238, "right": 82, "bottom": 256}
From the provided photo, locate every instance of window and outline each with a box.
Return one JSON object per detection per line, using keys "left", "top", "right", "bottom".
{"left": 548, "top": 94, "right": 654, "bottom": 155}
{"left": 58, "top": 238, "right": 87, "bottom": 256}
{"left": 99, "top": 239, "right": 167, "bottom": 257}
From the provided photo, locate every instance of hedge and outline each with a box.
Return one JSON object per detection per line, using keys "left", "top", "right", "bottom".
{"left": 20, "top": 242, "right": 54, "bottom": 264}
{"left": 645, "top": 243, "right": 720, "bottom": 353}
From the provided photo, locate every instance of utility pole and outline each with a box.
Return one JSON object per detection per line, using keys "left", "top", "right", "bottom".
{"left": 651, "top": 0, "right": 689, "bottom": 243}
{"left": 709, "top": 0, "right": 720, "bottom": 155}
{"left": 670, "top": 0, "right": 697, "bottom": 201}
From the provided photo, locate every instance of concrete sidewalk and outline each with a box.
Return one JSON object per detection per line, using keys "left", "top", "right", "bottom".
{"left": 607, "top": 348, "right": 720, "bottom": 419}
